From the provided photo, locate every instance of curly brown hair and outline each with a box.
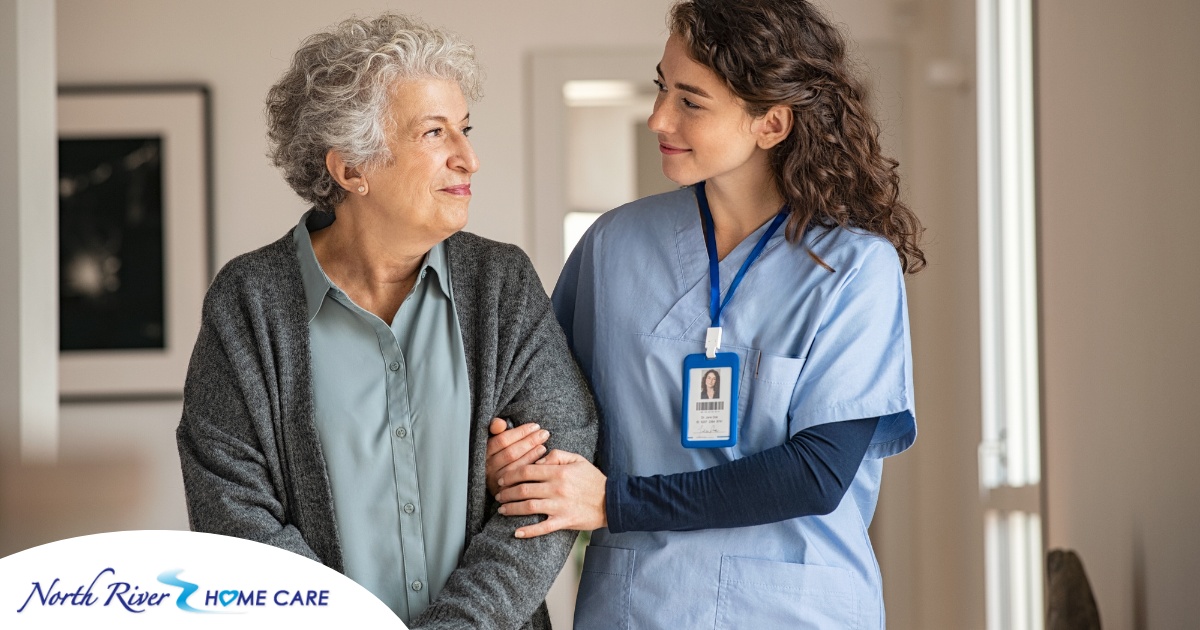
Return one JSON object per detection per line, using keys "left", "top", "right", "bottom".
{"left": 669, "top": 0, "right": 926, "bottom": 273}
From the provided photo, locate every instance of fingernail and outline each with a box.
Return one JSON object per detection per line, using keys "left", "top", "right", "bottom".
{"left": 515, "top": 530, "right": 526, "bottom": 539}
{"left": 539, "top": 430, "right": 550, "bottom": 440}
{"left": 537, "top": 445, "right": 547, "bottom": 455}
{"left": 498, "top": 477, "right": 506, "bottom": 487}
{"left": 498, "top": 505, "right": 507, "bottom": 514}
{"left": 531, "top": 424, "right": 540, "bottom": 430}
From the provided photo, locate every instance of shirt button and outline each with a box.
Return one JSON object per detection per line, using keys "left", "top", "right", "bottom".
{"left": 388, "top": 361, "right": 400, "bottom": 371}
{"left": 411, "top": 580, "right": 423, "bottom": 592}
{"left": 403, "top": 503, "right": 415, "bottom": 514}
{"left": 395, "top": 427, "right": 407, "bottom": 439}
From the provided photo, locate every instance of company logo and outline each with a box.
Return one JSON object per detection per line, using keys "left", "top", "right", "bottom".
{"left": 0, "top": 530, "right": 403, "bottom": 628}
{"left": 16, "top": 567, "right": 330, "bottom": 615}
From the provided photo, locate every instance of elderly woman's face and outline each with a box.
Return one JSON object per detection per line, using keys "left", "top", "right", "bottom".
{"left": 365, "top": 78, "right": 478, "bottom": 242}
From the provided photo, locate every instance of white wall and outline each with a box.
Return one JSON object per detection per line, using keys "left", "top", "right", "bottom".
{"left": 55, "top": 0, "right": 680, "bottom": 264}
{"left": 1039, "top": 0, "right": 1200, "bottom": 627}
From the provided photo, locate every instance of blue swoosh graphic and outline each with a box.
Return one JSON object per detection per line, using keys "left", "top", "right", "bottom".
{"left": 157, "top": 569, "right": 215, "bottom": 614}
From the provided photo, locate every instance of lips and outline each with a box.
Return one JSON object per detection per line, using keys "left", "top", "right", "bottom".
{"left": 441, "top": 184, "right": 472, "bottom": 195}
{"left": 658, "top": 142, "right": 689, "bottom": 155}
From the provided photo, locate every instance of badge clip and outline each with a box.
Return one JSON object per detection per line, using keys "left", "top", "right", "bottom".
{"left": 705, "top": 327, "right": 722, "bottom": 359}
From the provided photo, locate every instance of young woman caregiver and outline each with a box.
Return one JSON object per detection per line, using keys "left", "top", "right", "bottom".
{"left": 488, "top": 0, "right": 924, "bottom": 627}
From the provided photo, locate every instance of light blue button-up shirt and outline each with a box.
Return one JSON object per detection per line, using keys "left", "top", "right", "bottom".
{"left": 293, "top": 211, "right": 471, "bottom": 622}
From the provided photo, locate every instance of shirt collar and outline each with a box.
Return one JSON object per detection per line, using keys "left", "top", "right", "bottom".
{"left": 421, "top": 238, "right": 453, "bottom": 300}
{"left": 293, "top": 210, "right": 334, "bottom": 322}
{"left": 292, "top": 210, "right": 454, "bottom": 323}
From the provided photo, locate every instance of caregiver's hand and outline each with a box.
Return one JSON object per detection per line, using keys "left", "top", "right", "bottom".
{"left": 495, "top": 450, "right": 608, "bottom": 538}
{"left": 486, "top": 418, "right": 549, "bottom": 497}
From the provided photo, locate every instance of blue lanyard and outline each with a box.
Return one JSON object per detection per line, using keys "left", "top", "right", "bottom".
{"left": 695, "top": 181, "right": 788, "bottom": 329}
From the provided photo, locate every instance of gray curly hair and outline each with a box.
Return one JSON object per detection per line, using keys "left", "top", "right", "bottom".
{"left": 266, "top": 13, "right": 483, "bottom": 211}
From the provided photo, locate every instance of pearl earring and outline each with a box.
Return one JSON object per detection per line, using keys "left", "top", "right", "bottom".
{"left": 357, "top": 185, "right": 366, "bottom": 194}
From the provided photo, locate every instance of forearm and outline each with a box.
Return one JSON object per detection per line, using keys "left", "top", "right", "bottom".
{"left": 606, "top": 417, "right": 878, "bottom": 532}
{"left": 409, "top": 515, "right": 575, "bottom": 630}
{"left": 412, "top": 403, "right": 583, "bottom": 629}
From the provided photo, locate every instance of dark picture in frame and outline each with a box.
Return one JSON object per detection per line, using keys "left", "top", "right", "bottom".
{"left": 57, "top": 85, "right": 212, "bottom": 401}
{"left": 59, "top": 136, "right": 166, "bottom": 352}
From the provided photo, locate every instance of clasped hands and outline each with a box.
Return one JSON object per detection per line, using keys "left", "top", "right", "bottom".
{"left": 485, "top": 418, "right": 607, "bottom": 539}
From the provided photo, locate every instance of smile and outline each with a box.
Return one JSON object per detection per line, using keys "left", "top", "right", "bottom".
{"left": 658, "top": 143, "right": 689, "bottom": 155}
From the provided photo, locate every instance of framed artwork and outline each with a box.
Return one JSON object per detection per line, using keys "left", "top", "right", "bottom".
{"left": 57, "top": 85, "right": 212, "bottom": 401}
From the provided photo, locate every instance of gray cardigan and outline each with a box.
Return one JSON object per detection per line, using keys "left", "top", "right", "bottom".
{"left": 177, "top": 228, "right": 599, "bottom": 630}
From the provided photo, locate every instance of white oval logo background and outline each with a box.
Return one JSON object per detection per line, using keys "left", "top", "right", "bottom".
{"left": 0, "top": 530, "right": 405, "bottom": 629}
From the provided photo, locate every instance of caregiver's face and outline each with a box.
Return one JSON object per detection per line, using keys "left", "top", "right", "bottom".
{"left": 647, "top": 34, "right": 761, "bottom": 187}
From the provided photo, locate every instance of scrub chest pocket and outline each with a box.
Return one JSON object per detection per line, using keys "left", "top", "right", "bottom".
{"left": 626, "top": 334, "right": 806, "bottom": 459}
{"left": 735, "top": 350, "right": 805, "bottom": 456}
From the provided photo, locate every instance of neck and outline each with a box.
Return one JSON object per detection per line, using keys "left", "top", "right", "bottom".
{"left": 703, "top": 160, "right": 784, "bottom": 260}
{"left": 310, "top": 200, "right": 433, "bottom": 322}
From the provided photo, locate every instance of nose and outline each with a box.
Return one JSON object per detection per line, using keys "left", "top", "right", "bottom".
{"left": 647, "top": 93, "right": 671, "bottom": 134}
{"left": 450, "top": 132, "right": 480, "bottom": 174}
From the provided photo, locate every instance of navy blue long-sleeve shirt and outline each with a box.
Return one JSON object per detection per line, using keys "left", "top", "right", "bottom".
{"left": 605, "top": 417, "right": 878, "bottom": 533}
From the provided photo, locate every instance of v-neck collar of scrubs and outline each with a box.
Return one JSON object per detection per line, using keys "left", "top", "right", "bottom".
{"left": 673, "top": 186, "right": 788, "bottom": 304}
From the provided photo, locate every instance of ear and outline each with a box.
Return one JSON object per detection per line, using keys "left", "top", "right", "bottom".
{"left": 752, "top": 104, "right": 793, "bottom": 150}
{"left": 324, "top": 150, "right": 366, "bottom": 194}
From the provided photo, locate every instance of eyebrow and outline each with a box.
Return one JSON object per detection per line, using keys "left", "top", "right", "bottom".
{"left": 656, "top": 63, "right": 712, "bottom": 99}
{"left": 413, "top": 113, "right": 471, "bottom": 126}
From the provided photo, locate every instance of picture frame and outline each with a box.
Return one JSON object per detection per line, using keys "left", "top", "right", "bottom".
{"left": 57, "top": 84, "right": 213, "bottom": 402}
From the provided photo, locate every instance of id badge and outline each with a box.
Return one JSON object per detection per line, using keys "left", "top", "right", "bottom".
{"left": 681, "top": 352, "right": 739, "bottom": 448}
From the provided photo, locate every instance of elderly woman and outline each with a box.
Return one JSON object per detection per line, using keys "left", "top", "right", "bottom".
{"left": 176, "top": 14, "right": 597, "bottom": 629}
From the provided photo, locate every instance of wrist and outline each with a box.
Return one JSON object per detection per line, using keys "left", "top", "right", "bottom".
{"left": 597, "top": 478, "right": 608, "bottom": 529}
{"left": 602, "top": 472, "right": 622, "bottom": 532}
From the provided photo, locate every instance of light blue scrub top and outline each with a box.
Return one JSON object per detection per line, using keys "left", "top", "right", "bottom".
{"left": 555, "top": 188, "right": 916, "bottom": 630}
{"left": 293, "top": 212, "right": 471, "bottom": 622}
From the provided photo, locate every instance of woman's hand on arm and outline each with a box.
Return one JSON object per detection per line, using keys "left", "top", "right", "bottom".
{"left": 494, "top": 450, "right": 608, "bottom": 538}
{"left": 484, "top": 418, "right": 550, "bottom": 497}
